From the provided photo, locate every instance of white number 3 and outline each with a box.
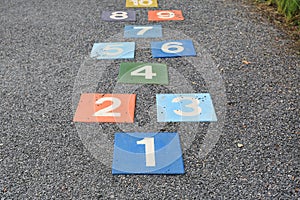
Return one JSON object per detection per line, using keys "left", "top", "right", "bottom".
{"left": 172, "top": 97, "right": 202, "bottom": 117}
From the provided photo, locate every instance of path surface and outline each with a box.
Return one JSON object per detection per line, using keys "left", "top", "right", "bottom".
{"left": 1, "top": 0, "right": 299, "bottom": 199}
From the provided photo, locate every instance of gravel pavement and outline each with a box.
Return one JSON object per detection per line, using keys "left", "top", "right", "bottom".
{"left": 1, "top": 0, "right": 299, "bottom": 199}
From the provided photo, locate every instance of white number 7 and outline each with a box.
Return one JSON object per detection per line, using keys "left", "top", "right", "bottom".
{"left": 133, "top": 26, "right": 153, "bottom": 35}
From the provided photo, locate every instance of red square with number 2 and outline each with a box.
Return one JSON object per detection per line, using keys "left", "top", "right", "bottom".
{"left": 148, "top": 10, "right": 184, "bottom": 21}
{"left": 73, "top": 93, "right": 136, "bottom": 123}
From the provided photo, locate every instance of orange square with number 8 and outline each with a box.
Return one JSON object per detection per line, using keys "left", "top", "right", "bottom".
{"left": 73, "top": 93, "right": 136, "bottom": 123}
{"left": 148, "top": 10, "right": 184, "bottom": 21}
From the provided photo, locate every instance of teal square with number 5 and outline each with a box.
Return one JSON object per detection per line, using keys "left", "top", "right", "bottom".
{"left": 156, "top": 93, "right": 217, "bottom": 122}
{"left": 112, "top": 132, "right": 184, "bottom": 174}
{"left": 90, "top": 42, "right": 135, "bottom": 59}
{"left": 124, "top": 25, "right": 162, "bottom": 38}
{"left": 151, "top": 40, "right": 196, "bottom": 58}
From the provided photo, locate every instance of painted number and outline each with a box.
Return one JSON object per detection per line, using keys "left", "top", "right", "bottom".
{"left": 161, "top": 42, "right": 184, "bottom": 54}
{"left": 172, "top": 96, "right": 202, "bottom": 117}
{"left": 110, "top": 11, "right": 128, "bottom": 20}
{"left": 93, "top": 97, "right": 121, "bottom": 117}
{"left": 131, "top": 65, "right": 157, "bottom": 79}
{"left": 157, "top": 11, "right": 175, "bottom": 19}
{"left": 133, "top": 26, "right": 153, "bottom": 35}
{"left": 131, "top": 0, "right": 153, "bottom": 6}
{"left": 103, "top": 44, "right": 124, "bottom": 56}
{"left": 137, "top": 137, "right": 156, "bottom": 167}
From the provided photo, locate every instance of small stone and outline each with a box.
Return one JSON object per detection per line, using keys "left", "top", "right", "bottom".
{"left": 237, "top": 143, "right": 244, "bottom": 148}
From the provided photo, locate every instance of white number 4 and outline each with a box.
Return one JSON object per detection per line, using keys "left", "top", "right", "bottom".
{"left": 131, "top": 65, "right": 157, "bottom": 79}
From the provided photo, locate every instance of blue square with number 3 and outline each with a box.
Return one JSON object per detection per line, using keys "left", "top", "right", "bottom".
{"left": 124, "top": 25, "right": 162, "bottom": 38}
{"left": 90, "top": 42, "right": 135, "bottom": 59}
{"left": 151, "top": 40, "right": 196, "bottom": 58}
{"left": 156, "top": 93, "right": 217, "bottom": 122}
{"left": 112, "top": 132, "right": 184, "bottom": 175}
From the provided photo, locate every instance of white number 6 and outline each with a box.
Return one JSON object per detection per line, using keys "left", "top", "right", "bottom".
{"left": 161, "top": 42, "right": 184, "bottom": 54}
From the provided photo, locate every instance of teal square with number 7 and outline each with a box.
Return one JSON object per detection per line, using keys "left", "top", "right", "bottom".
{"left": 151, "top": 40, "right": 196, "bottom": 58}
{"left": 112, "top": 132, "right": 184, "bottom": 174}
{"left": 156, "top": 93, "right": 217, "bottom": 122}
{"left": 124, "top": 25, "right": 162, "bottom": 38}
{"left": 90, "top": 42, "right": 135, "bottom": 59}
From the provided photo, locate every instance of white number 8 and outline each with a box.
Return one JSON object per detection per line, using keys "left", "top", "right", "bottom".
{"left": 110, "top": 11, "right": 128, "bottom": 20}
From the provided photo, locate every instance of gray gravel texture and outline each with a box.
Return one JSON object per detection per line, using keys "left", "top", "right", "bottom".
{"left": 1, "top": 0, "right": 299, "bottom": 199}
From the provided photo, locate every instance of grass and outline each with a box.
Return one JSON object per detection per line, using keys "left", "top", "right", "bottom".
{"left": 266, "top": 0, "right": 300, "bottom": 22}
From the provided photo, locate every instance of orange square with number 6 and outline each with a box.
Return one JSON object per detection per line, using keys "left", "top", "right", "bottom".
{"left": 148, "top": 10, "right": 184, "bottom": 21}
{"left": 73, "top": 93, "right": 136, "bottom": 123}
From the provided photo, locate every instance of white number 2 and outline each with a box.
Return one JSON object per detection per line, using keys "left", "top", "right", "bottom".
{"left": 131, "top": 65, "right": 156, "bottom": 79}
{"left": 133, "top": 26, "right": 153, "bottom": 35}
{"left": 93, "top": 97, "right": 121, "bottom": 117}
{"left": 137, "top": 137, "right": 156, "bottom": 166}
{"left": 172, "top": 96, "right": 202, "bottom": 117}
{"left": 110, "top": 11, "right": 128, "bottom": 20}
{"left": 161, "top": 42, "right": 184, "bottom": 54}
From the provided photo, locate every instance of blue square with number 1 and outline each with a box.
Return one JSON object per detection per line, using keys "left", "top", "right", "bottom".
{"left": 112, "top": 132, "right": 184, "bottom": 175}
{"left": 156, "top": 93, "right": 217, "bottom": 122}
{"left": 90, "top": 42, "right": 135, "bottom": 60}
{"left": 124, "top": 25, "right": 162, "bottom": 38}
{"left": 151, "top": 40, "right": 196, "bottom": 58}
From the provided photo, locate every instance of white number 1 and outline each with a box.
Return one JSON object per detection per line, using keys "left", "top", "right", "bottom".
{"left": 137, "top": 137, "right": 156, "bottom": 167}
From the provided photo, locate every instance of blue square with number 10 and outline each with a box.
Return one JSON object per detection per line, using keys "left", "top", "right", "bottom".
{"left": 151, "top": 40, "right": 196, "bottom": 58}
{"left": 156, "top": 93, "right": 217, "bottom": 122}
{"left": 112, "top": 132, "right": 184, "bottom": 175}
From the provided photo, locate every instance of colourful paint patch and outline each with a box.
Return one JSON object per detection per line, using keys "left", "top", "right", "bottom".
{"left": 102, "top": 11, "right": 136, "bottom": 22}
{"left": 148, "top": 10, "right": 184, "bottom": 21}
{"left": 156, "top": 93, "right": 217, "bottom": 122}
{"left": 112, "top": 132, "right": 184, "bottom": 174}
{"left": 151, "top": 40, "right": 196, "bottom": 58}
{"left": 117, "top": 62, "right": 168, "bottom": 84}
{"left": 73, "top": 93, "right": 136, "bottom": 123}
{"left": 90, "top": 42, "right": 135, "bottom": 59}
{"left": 124, "top": 25, "right": 162, "bottom": 38}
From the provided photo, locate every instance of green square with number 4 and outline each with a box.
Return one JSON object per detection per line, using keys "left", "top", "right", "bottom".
{"left": 118, "top": 62, "right": 169, "bottom": 85}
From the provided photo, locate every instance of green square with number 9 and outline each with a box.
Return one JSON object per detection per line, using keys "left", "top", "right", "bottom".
{"left": 117, "top": 62, "right": 169, "bottom": 85}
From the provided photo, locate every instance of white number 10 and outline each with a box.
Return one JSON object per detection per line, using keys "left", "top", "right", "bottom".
{"left": 137, "top": 137, "right": 156, "bottom": 167}
{"left": 130, "top": 0, "right": 153, "bottom": 6}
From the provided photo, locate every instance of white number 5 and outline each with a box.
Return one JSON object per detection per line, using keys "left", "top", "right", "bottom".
{"left": 172, "top": 97, "right": 202, "bottom": 117}
{"left": 103, "top": 44, "right": 124, "bottom": 56}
